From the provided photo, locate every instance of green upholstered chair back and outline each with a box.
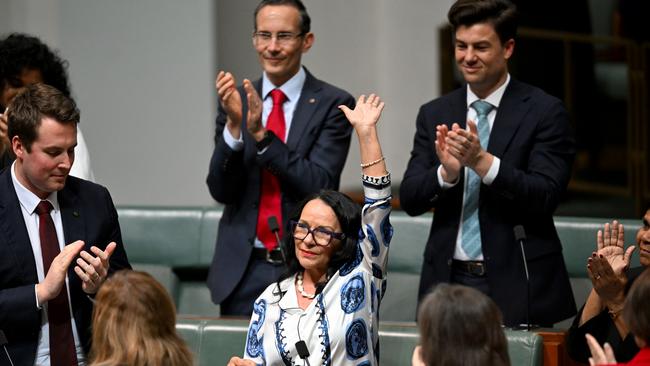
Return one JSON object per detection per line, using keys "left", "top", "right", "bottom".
{"left": 175, "top": 318, "right": 543, "bottom": 366}
{"left": 381, "top": 212, "right": 430, "bottom": 321}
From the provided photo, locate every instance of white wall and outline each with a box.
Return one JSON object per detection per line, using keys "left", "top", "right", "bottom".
{"left": 1, "top": 0, "right": 216, "bottom": 206}
{"left": 2, "top": 0, "right": 453, "bottom": 205}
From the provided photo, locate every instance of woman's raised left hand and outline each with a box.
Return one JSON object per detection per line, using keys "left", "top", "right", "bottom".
{"left": 339, "top": 94, "right": 385, "bottom": 130}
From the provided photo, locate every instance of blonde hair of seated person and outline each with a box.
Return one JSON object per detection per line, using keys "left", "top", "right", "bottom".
{"left": 415, "top": 284, "right": 510, "bottom": 366}
{"left": 89, "top": 270, "right": 193, "bottom": 366}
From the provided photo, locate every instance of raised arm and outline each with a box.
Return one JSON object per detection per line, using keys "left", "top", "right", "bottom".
{"left": 339, "top": 94, "right": 387, "bottom": 177}
{"left": 340, "top": 94, "right": 392, "bottom": 274}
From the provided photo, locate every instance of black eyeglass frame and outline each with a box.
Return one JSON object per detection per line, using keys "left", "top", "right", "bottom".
{"left": 252, "top": 31, "right": 305, "bottom": 44}
{"left": 289, "top": 220, "right": 346, "bottom": 246}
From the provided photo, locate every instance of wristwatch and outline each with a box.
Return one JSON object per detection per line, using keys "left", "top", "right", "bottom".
{"left": 256, "top": 130, "right": 275, "bottom": 151}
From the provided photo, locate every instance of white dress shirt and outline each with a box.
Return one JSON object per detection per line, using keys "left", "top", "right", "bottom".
{"left": 435, "top": 74, "right": 511, "bottom": 260}
{"left": 11, "top": 163, "right": 86, "bottom": 365}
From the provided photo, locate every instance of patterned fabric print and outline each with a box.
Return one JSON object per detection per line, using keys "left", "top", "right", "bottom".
{"left": 370, "top": 282, "right": 376, "bottom": 313}
{"left": 380, "top": 214, "right": 392, "bottom": 246}
{"left": 365, "top": 224, "right": 380, "bottom": 257}
{"left": 346, "top": 319, "right": 369, "bottom": 360}
{"left": 246, "top": 300, "right": 267, "bottom": 359}
{"left": 339, "top": 243, "right": 363, "bottom": 276}
{"left": 274, "top": 310, "right": 291, "bottom": 366}
{"left": 242, "top": 180, "right": 391, "bottom": 366}
{"left": 316, "top": 295, "right": 332, "bottom": 366}
{"left": 340, "top": 274, "right": 366, "bottom": 314}
{"left": 371, "top": 263, "right": 383, "bottom": 279}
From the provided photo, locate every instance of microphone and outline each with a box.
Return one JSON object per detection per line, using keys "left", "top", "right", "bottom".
{"left": 295, "top": 340, "right": 311, "bottom": 365}
{"left": 268, "top": 216, "right": 286, "bottom": 262}
{"left": 0, "top": 330, "right": 15, "bottom": 366}
{"left": 513, "top": 225, "right": 535, "bottom": 331}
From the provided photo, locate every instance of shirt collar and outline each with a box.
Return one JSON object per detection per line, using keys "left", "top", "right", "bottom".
{"left": 11, "top": 162, "right": 59, "bottom": 214}
{"left": 262, "top": 66, "right": 306, "bottom": 103}
{"left": 466, "top": 73, "right": 510, "bottom": 109}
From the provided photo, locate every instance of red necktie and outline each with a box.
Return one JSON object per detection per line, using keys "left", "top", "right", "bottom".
{"left": 35, "top": 201, "right": 78, "bottom": 366}
{"left": 256, "top": 89, "right": 287, "bottom": 250}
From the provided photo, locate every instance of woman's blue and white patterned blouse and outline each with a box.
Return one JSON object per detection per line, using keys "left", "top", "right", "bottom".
{"left": 243, "top": 174, "right": 392, "bottom": 366}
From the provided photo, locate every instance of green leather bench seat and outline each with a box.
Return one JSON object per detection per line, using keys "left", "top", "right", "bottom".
{"left": 117, "top": 205, "right": 643, "bottom": 325}
{"left": 175, "top": 318, "right": 543, "bottom": 366}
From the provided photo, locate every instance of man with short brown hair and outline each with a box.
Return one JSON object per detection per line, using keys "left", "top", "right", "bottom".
{"left": 0, "top": 83, "right": 130, "bottom": 365}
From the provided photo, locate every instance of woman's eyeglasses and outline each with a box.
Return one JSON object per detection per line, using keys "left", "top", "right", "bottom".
{"left": 290, "top": 220, "right": 345, "bottom": 246}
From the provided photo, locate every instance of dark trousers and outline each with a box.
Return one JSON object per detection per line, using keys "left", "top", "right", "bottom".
{"left": 219, "top": 257, "right": 285, "bottom": 317}
{"left": 450, "top": 261, "right": 491, "bottom": 297}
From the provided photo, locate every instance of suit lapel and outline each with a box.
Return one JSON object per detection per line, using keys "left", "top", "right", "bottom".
{"left": 488, "top": 79, "right": 530, "bottom": 157}
{"left": 0, "top": 169, "right": 38, "bottom": 283}
{"left": 286, "top": 69, "right": 321, "bottom": 151}
{"left": 58, "top": 184, "right": 85, "bottom": 247}
{"left": 57, "top": 184, "right": 86, "bottom": 291}
{"left": 452, "top": 88, "right": 468, "bottom": 129}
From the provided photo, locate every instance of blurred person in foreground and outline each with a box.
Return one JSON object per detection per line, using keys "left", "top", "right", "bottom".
{"left": 412, "top": 283, "right": 510, "bottom": 366}
{"left": 568, "top": 206, "right": 650, "bottom": 363}
{"left": 89, "top": 270, "right": 193, "bottom": 366}
{"left": 227, "top": 93, "right": 389, "bottom": 365}
{"left": 585, "top": 267, "right": 650, "bottom": 365}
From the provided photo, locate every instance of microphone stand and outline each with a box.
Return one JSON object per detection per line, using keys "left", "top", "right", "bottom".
{"left": 514, "top": 225, "right": 536, "bottom": 331}
{"left": 0, "top": 330, "right": 15, "bottom": 366}
{"left": 268, "top": 216, "right": 287, "bottom": 262}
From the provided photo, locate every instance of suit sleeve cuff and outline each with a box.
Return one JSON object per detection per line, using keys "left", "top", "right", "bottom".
{"left": 223, "top": 127, "right": 244, "bottom": 151}
{"left": 437, "top": 166, "right": 459, "bottom": 189}
{"left": 482, "top": 156, "right": 500, "bottom": 185}
{"left": 35, "top": 285, "right": 42, "bottom": 310}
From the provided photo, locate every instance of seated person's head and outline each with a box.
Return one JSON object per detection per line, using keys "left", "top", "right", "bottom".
{"left": 283, "top": 190, "right": 361, "bottom": 282}
{"left": 90, "top": 270, "right": 193, "bottom": 366}
{"left": 0, "top": 33, "right": 70, "bottom": 110}
{"left": 623, "top": 268, "right": 650, "bottom": 349}
{"left": 637, "top": 206, "right": 650, "bottom": 267}
{"left": 415, "top": 284, "right": 510, "bottom": 366}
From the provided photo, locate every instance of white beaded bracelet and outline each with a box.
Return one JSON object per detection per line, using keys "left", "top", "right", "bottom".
{"left": 360, "top": 156, "right": 385, "bottom": 169}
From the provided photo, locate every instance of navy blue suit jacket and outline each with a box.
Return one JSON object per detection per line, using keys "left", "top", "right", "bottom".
{"left": 0, "top": 168, "right": 131, "bottom": 365}
{"left": 206, "top": 68, "right": 354, "bottom": 304}
{"left": 400, "top": 79, "right": 577, "bottom": 326}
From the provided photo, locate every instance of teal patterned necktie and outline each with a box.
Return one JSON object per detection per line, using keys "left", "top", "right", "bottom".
{"left": 460, "top": 100, "right": 494, "bottom": 259}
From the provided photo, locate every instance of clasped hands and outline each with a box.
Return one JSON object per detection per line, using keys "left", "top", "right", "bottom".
{"left": 37, "top": 241, "right": 116, "bottom": 304}
{"left": 587, "top": 220, "right": 635, "bottom": 309}
{"left": 435, "top": 121, "right": 493, "bottom": 183}
{"left": 216, "top": 71, "right": 265, "bottom": 142}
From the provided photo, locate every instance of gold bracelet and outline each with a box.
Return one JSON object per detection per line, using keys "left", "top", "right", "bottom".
{"left": 360, "top": 156, "right": 385, "bottom": 169}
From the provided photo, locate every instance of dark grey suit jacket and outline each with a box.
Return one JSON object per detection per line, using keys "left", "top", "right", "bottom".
{"left": 400, "top": 78, "right": 577, "bottom": 326}
{"left": 0, "top": 169, "right": 131, "bottom": 366}
{"left": 206, "top": 68, "right": 354, "bottom": 305}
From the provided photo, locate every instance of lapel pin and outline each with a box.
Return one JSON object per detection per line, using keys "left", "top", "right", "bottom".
{"left": 309, "top": 98, "right": 316, "bottom": 104}
{"left": 73, "top": 211, "right": 80, "bottom": 217}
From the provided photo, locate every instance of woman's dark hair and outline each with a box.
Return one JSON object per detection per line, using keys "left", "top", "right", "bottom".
{"left": 417, "top": 284, "right": 510, "bottom": 366}
{"left": 0, "top": 33, "right": 71, "bottom": 103}
{"left": 447, "top": 0, "right": 518, "bottom": 44}
{"left": 276, "top": 190, "right": 360, "bottom": 296}
{"left": 623, "top": 268, "right": 650, "bottom": 346}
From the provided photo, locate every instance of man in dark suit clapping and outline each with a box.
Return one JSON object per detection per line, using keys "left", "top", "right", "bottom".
{"left": 401, "top": 0, "right": 576, "bottom": 326}
{"left": 0, "top": 83, "right": 130, "bottom": 365}
{"left": 206, "top": 0, "right": 354, "bottom": 316}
